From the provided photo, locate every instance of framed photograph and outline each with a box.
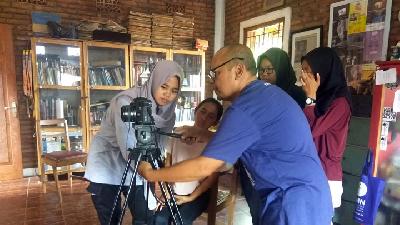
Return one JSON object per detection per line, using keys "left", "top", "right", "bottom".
{"left": 263, "top": 0, "right": 285, "bottom": 11}
{"left": 290, "top": 26, "right": 322, "bottom": 82}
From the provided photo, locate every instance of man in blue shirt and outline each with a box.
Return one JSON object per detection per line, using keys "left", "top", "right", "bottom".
{"left": 139, "top": 44, "right": 333, "bottom": 224}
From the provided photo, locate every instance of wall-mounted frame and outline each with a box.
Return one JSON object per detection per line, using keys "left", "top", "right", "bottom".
{"left": 263, "top": 0, "right": 285, "bottom": 11}
{"left": 290, "top": 25, "right": 322, "bottom": 82}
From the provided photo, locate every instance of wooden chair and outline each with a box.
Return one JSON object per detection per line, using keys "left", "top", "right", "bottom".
{"left": 38, "top": 119, "right": 87, "bottom": 203}
{"left": 205, "top": 168, "right": 239, "bottom": 225}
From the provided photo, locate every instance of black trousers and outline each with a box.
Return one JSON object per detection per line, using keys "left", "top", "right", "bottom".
{"left": 88, "top": 182, "right": 154, "bottom": 225}
{"left": 153, "top": 189, "right": 211, "bottom": 225}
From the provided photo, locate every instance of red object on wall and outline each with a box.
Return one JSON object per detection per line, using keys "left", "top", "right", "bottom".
{"left": 368, "top": 61, "right": 400, "bottom": 224}
{"left": 369, "top": 60, "right": 400, "bottom": 174}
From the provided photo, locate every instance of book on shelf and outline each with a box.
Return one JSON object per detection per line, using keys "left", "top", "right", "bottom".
{"left": 40, "top": 97, "right": 80, "bottom": 126}
{"left": 89, "top": 66, "right": 125, "bottom": 86}
{"left": 37, "top": 55, "right": 81, "bottom": 86}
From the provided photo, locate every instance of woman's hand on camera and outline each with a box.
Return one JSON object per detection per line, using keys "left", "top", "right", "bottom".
{"left": 138, "top": 161, "right": 153, "bottom": 181}
{"left": 300, "top": 71, "right": 320, "bottom": 99}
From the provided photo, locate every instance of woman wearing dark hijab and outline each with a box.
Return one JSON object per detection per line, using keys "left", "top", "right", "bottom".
{"left": 300, "top": 47, "right": 352, "bottom": 220}
{"left": 257, "top": 47, "right": 307, "bottom": 108}
{"left": 239, "top": 48, "right": 308, "bottom": 224}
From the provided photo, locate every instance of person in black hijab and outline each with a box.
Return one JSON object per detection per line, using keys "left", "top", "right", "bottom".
{"left": 300, "top": 47, "right": 352, "bottom": 219}
{"left": 257, "top": 48, "right": 306, "bottom": 108}
{"left": 300, "top": 47, "right": 352, "bottom": 116}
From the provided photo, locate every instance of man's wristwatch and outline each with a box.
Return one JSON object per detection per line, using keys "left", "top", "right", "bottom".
{"left": 305, "top": 97, "right": 316, "bottom": 105}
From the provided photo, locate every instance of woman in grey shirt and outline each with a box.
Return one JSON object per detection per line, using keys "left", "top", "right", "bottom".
{"left": 84, "top": 60, "right": 183, "bottom": 225}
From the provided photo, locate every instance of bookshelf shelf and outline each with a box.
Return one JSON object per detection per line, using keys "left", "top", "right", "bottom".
{"left": 89, "top": 86, "right": 127, "bottom": 90}
{"left": 181, "top": 87, "right": 203, "bottom": 92}
{"left": 39, "top": 85, "right": 81, "bottom": 90}
{"left": 84, "top": 42, "right": 130, "bottom": 143}
{"left": 90, "top": 126, "right": 101, "bottom": 131}
{"left": 172, "top": 50, "right": 205, "bottom": 126}
{"left": 41, "top": 126, "right": 82, "bottom": 133}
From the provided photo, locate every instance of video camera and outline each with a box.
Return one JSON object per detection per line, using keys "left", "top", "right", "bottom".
{"left": 121, "top": 97, "right": 154, "bottom": 125}
{"left": 121, "top": 97, "right": 181, "bottom": 148}
{"left": 121, "top": 97, "right": 157, "bottom": 148}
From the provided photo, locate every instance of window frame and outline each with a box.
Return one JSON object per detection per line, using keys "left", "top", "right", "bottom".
{"left": 239, "top": 7, "right": 292, "bottom": 52}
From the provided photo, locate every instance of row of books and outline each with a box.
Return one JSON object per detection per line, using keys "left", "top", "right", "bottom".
{"left": 89, "top": 66, "right": 125, "bottom": 86}
{"left": 40, "top": 97, "right": 80, "bottom": 126}
{"left": 37, "top": 55, "right": 81, "bottom": 86}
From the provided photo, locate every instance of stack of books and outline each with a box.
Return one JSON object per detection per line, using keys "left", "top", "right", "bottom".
{"left": 172, "top": 14, "right": 194, "bottom": 50}
{"left": 151, "top": 13, "right": 173, "bottom": 48}
{"left": 127, "top": 11, "right": 152, "bottom": 46}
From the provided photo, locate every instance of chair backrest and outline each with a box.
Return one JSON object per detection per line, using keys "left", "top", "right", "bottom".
{"left": 206, "top": 168, "right": 239, "bottom": 225}
{"left": 38, "top": 119, "right": 71, "bottom": 153}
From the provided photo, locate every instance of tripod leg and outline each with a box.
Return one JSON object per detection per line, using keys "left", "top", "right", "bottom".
{"left": 118, "top": 152, "right": 143, "bottom": 225}
{"left": 108, "top": 152, "right": 134, "bottom": 225}
{"left": 149, "top": 154, "right": 184, "bottom": 225}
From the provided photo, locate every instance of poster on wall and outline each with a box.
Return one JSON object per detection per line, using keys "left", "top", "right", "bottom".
{"left": 328, "top": 0, "right": 392, "bottom": 117}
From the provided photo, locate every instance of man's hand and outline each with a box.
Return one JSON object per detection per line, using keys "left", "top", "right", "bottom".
{"left": 174, "top": 195, "right": 194, "bottom": 205}
{"left": 174, "top": 126, "right": 212, "bottom": 144}
{"left": 300, "top": 71, "right": 320, "bottom": 99}
{"left": 138, "top": 161, "right": 153, "bottom": 181}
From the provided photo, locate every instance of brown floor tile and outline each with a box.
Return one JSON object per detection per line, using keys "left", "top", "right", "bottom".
{"left": 0, "top": 177, "right": 252, "bottom": 225}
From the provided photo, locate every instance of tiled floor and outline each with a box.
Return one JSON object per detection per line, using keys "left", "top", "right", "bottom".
{"left": 0, "top": 176, "right": 252, "bottom": 225}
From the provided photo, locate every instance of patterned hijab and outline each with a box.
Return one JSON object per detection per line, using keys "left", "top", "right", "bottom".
{"left": 116, "top": 60, "right": 183, "bottom": 129}
{"left": 301, "top": 47, "right": 351, "bottom": 117}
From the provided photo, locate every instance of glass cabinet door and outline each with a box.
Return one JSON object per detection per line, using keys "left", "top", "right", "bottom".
{"left": 85, "top": 42, "right": 129, "bottom": 142}
{"left": 32, "top": 38, "right": 85, "bottom": 155}
{"left": 172, "top": 51, "right": 205, "bottom": 126}
{"left": 87, "top": 44, "right": 129, "bottom": 88}
{"left": 131, "top": 47, "right": 168, "bottom": 87}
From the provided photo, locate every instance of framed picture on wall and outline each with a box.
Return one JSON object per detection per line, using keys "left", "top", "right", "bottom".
{"left": 263, "top": 0, "right": 285, "bottom": 11}
{"left": 290, "top": 26, "right": 322, "bottom": 83}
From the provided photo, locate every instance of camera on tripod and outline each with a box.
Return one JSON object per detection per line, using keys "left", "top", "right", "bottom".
{"left": 112, "top": 96, "right": 183, "bottom": 225}
{"left": 121, "top": 97, "right": 157, "bottom": 149}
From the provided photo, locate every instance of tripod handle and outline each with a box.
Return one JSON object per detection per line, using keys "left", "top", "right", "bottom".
{"left": 157, "top": 130, "right": 182, "bottom": 139}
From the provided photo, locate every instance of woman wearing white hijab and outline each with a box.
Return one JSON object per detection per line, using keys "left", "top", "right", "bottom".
{"left": 84, "top": 60, "right": 183, "bottom": 225}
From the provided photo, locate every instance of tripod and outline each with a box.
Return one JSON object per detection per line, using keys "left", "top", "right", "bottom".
{"left": 108, "top": 139, "right": 184, "bottom": 225}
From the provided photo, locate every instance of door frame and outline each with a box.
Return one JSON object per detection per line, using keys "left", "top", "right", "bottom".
{"left": 0, "top": 23, "right": 23, "bottom": 181}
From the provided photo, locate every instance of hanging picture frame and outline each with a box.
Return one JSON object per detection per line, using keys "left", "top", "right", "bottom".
{"left": 290, "top": 26, "right": 323, "bottom": 83}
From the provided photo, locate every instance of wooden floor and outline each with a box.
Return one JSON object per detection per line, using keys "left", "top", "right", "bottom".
{"left": 0, "top": 177, "right": 252, "bottom": 225}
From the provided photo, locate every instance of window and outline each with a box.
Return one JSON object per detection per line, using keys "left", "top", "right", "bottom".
{"left": 240, "top": 7, "right": 291, "bottom": 61}
{"left": 244, "top": 19, "right": 284, "bottom": 61}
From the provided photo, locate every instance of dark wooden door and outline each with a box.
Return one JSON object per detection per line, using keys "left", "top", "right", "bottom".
{"left": 0, "top": 24, "right": 23, "bottom": 180}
